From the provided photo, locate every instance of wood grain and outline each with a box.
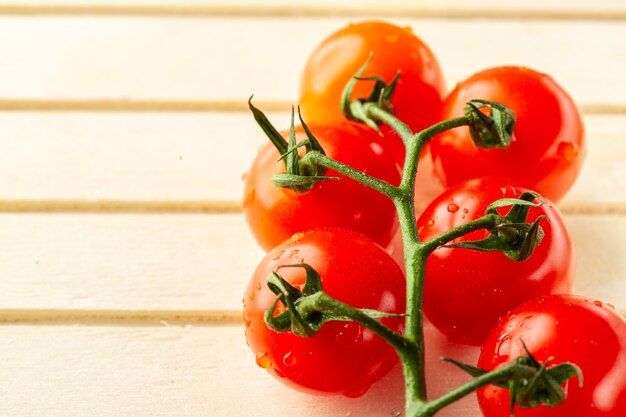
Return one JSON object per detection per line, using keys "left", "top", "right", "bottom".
{"left": 0, "top": 18, "right": 623, "bottom": 107}
{"left": 0, "top": 113, "right": 624, "bottom": 212}
{"left": 0, "top": 213, "right": 623, "bottom": 314}
{"left": 0, "top": 323, "right": 482, "bottom": 417}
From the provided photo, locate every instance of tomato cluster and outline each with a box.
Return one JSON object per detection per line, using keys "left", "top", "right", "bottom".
{"left": 241, "top": 19, "right": 624, "bottom": 417}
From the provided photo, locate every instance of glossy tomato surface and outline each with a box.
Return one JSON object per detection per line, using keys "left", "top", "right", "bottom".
{"left": 299, "top": 21, "right": 447, "bottom": 166}
{"left": 478, "top": 294, "right": 626, "bottom": 417}
{"left": 418, "top": 177, "right": 574, "bottom": 346}
{"left": 430, "top": 66, "right": 585, "bottom": 202}
{"left": 243, "top": 229, "right": 406, "bottom": 397}
{"left": 243, "top": 121, "right": 400, "bottom": 252}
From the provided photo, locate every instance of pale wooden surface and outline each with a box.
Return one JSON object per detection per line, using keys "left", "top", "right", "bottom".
{"left": 0, "top": 3, "right": 624, "bottom": 417}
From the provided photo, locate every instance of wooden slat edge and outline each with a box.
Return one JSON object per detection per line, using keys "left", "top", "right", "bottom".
{"left": 0, "top": 200, "right": 623, "bottom": 216}
{"left": 0, "top": 4, "right": 624, "bottom": 21}
{"left": 0, "top": 309, "right": 242, "bottom": 325}
{"left": 0, "top": 99, "right": 623, "bottom": 115}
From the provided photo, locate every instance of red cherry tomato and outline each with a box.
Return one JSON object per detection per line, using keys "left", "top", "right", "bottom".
{"left": 299, "top": 21, "right": 447, "bottom": 166}
{"left": 430, "top": 66, "right": 585, "bottom": 202}
{"left": 243, "top": 229, "right": 406, "bottom": 397}
{"left": 478, "top": 294, "right": 626, "bottom": 417}
{"left": 418, "top": 177, "right": 574, "bottom": 346}
{"left": 243, "top": 121, "right": 400, "bottom": 251}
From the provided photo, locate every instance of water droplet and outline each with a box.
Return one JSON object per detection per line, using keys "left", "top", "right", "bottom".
{"left": 288, "top": 249, "right": 300, "bottom": 258}
{"left": 403, "top": 26, "right": 414, "bottom": 35}
{"left": 463, "top": 208, "right": 469, "bottom": 214}
{"left": 248, "top": 291, "right": 255, "bottom": 301}
{"left": 256, "top": 282, "right": 262, "bottom": 291}
{"left": 272, "top": 249, "right": 286, "bottom": 261}
{"left": 385, "top": 34, "right": 399, "bottom": 43}
{"left": 427, "top": 219, "right": 435, "bottom": 226}
{"left": 274, "top": 368, "right": 286, "bottom": 378}
{"left": 606, "top": 303, "right": 616, "bottom": 310}
{"left": 370, "top": 142, "right": 384, "bottom": 156}
{"left": 594, "top": 300, "right": 603, "bottom": 307}
{"left": 335, "top": 323, "right": 363, "bottom": 348}
{"left": 557, "top": 141, "right": 580, "bottom": 162}
{"left": 447, "top": 203, "right": 459, "bottom": 213}
{"left": 255, "top": 352, "right": 271, "bottom": 369}
{"left": 243, "top": 188, "right": 255, "bottom": 206}
{"left": 291, "top": 232, "right": 305, "bottom": 242}
{"left": 283, "top": 352, "right": 297, "bottom": 366}
{"left": 242, "top": 310, "right": 251, "bottom": 328}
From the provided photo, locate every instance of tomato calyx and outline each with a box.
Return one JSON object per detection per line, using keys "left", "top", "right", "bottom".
{"left": 444, "top": 191, "right": 547, "bottom": 262}
{"left": 464, "top": 99, "right": 516, "bottom": 149}
{"left": 340, "top": 55, "right": 400, "bottom": 136}
{"left": 248, "top": 97, "right": 340, "bottom": 192}
{"left": 264, "top": 263, "right": 405, "bottom": 340}
{"left": 444, "top": 342, "right": 582, "bottom": 416}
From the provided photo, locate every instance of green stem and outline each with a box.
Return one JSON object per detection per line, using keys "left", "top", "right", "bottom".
{"left": 299, "top": 292, "right": 412, "bottom": 354}
{"left": 299, "top": 151, "right": 401, "bottom": 199}
{"left": 421, "top": 214, "right": 499, "bottom": 255}
{"left": 418, "top": 361, "right": 523, "bottom": 417}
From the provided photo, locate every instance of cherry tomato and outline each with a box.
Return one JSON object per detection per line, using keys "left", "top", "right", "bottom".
{"left": 478, "top": 294, "right": 626, "bottom": 417}
{"left": 243, "top": 121, "right": 400, "bottom": 251}
{"left": 430, "top": 66, "right": 585, "bottom": 202}
{"left": 418, "top": 177, "right": 574, "bottom": 346}
{"left": 243, "top": 228, "right": 406, "bottom": 397}
{"left": 299, "top": 21, "right": 447, "bottom": 166}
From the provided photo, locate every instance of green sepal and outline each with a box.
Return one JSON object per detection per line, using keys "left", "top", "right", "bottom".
{"left": 248, "top": 96, "right": 288, "bottom": 155}
{"left": 262, "top": 263, "right": 402, "bottom": 338}
{"left": 340, "top": 54, "right": 399, "bottom": 133}
{"left": 249, "top": 98, "right": 332, "bottom": 193}
{"left": 445, "top": 191, "right": 547, "bottom": 262}
{"left": 464, "top": 99, "right": 516, "bottom": 149}
{"left": 265, "top": 272, "right": 315, "bottom": 337}
{"left": 443, "top": 345, "right": 583, "bottom": 416}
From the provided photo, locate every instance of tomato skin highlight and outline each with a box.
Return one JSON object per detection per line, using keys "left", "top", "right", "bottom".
{"left": 243, "top": 121, "right": 400, "bottom": 252}
{"left": 478, "top": 294, "right": 626, "bottom": 417}
{"left": 243, "top": 229, "right": 406, "bottom": 396}
{"left": 299, "top": 20, "right": 447, "bottom": 166}
{"left": 430, "top": 66, "right": 585, "bottom": 203}
{"left": 418, "top": 177, "right": 574, "bottom": 346}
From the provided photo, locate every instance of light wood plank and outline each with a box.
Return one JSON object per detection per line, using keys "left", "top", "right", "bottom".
{"left": 0, "top": 113, "right": 623, "bottom": 212}
{"left": 0, "top": 0, "right": 625, "bottom": 19}
{"left": 0, "top": 323, "right": 481, "bottom": 417}
{"left": 0, "top": 213, "right": 623, "bottom": 313}
{"left": 0, "top": 18, "right": 623, "bottom": 108}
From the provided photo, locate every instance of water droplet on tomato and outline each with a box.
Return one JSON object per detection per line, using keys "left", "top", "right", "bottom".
{"left": 243, "top": 188, "right": 255, "bottom": 206}
{"left": 248, "top": 292, "right": 255, "bottom": 301}
{"left": 283, "top": 352, "right": 297, "bottom": 366}
{"left": 288, "top": 249, "right": 300, "bottom": 258}
{"left": 272, "top": 249, "right": 286, "bottom": 261}
{"left": 291, "top": 232, "right": 305, "bottom": 242}
{"left": 369, "top": 142, "right": 384, "bottom": 156}
{"left": 463, "top": 208, "right": 469, "bottom": 214}
{"left": 403, "top": 26, "right": 414, "bottom": 35}
{"left": 335, "top": 323, "right": 363, "bottom": 348}
{"left": 255, "top": 352, "right": 271, "bottom": 369}
{"left": 606, "top": 303, "right": 616, "bottom": 310}
{"left": 594, "top": 300, "right": 603, "bottom": 307}
{"left": 274, "top": 368, "right": 286, "bottom": 378}
{"left": 242, "top": 310, "right": 251, "bottom": 328}
{"left": 557, "top": 141, "right": 580, "bottom": 162}
{"left": 447, "top": 203, "right": 459, "bottom": 213}
{"left": 256, "top": 282, "right": 262, "bottom": 291}
{"left": 427, "top": 219, "right": 435, "bottom": 226}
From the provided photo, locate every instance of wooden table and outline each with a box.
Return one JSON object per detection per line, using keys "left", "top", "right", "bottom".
{"left": 0, "top": 1, "right": 624, "bottom": 416}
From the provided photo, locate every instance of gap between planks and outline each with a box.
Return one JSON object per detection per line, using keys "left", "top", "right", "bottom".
{"left": 0, "top": 200, "right": 625, "bottom": 216}
{"left": 0, "top": 4, "right": 624, "bottom": 21}
{"left": 0, "top": 99, "right": 624, "bottom": 116}
{"left": 1, "top": 308, "right": 624, "bottom": 326}
{"left": 0, "top": 309, "right": 242, "bottom": 326}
